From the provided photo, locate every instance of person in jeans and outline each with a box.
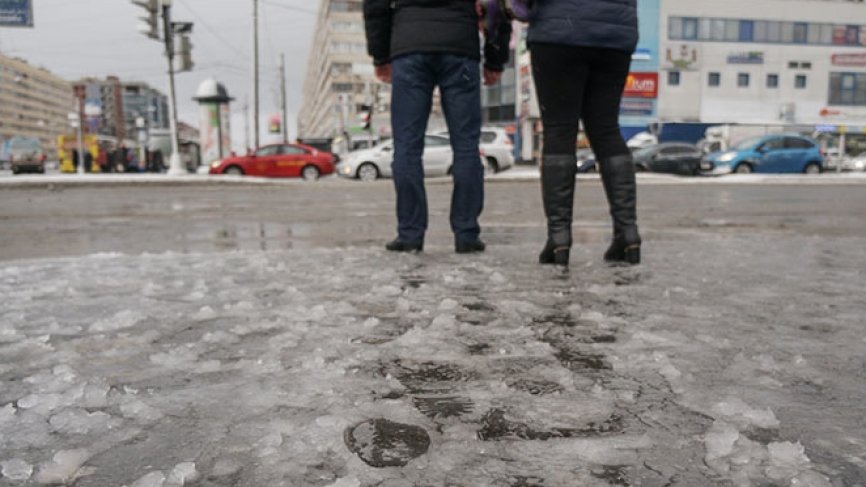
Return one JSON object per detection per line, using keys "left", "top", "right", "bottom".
{"left": 363, "top": 0, "right": 511, "bottom": 253}
{"left": 529, "top": 0, "right": 642, "bottom": 266}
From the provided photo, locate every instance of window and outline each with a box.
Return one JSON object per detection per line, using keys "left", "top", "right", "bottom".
{"left": 830, "top": 72, "right": 866, "bottom": 106}
{"left": 710, "top": 19, "right": 726, "bottom": 40}
{"left": 425, "top": 135, "right": 449, "bottom": 147}
{"left": 668, "top": 71, "right": 681, "bottom": 86}
{"left": 256, "top": 146, "right": 280, "bottom": 156}
{"left": 793, "top": 23, "right": 809, "bottom": 44}
{"left": 801, "top": 62, "right": 812, "bottom": 70}
{"left": 738, "top": 73, "right": 750, "bottom": 88}
{"left": 683, "top": 18, "right": 698, "bottom": 39}
{"left": 669, "top": 17, "right": 683, "bottom": 39}
{"left": 708, "top": 72, "right": 721, "bottom": 87}
{"left": 785, "top": 137, "right": 814, "bottom": 149}
{"left": 788, "top": 61, "right": 800, "bottom": 69}
{"left": 760, "top": 137, "right": 785, "bottom": 152}
{"left": 753, "top": 21, "right": 768, "bottom": 42}
{"left": 281, "top": 146, "right": 307, "bottom": 155}
{"left": 766, "top": 21, "right": 782, "bottom": 43}
{"left": 767, "top": 74, "right": 779, "bottom": 88}
{"left": 795, "top": 75, "right": 807, "bottom": 89}
{"left": 740, "top": 21, "right": 754, "bottom": 42}
{"left": 725, "top": 20, "right": 740, "bottom": 41}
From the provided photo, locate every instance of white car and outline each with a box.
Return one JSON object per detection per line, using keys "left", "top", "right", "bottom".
{"left": 337, "top": 134, "right": 485, "bottom": 181}
{"left": 436, "top": 127, "right": 515, "bottom": 173}
{"left": 842, "top": 152, "right": 866, "bottom": 172}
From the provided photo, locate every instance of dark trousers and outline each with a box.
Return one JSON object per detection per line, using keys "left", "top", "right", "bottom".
{"left": 390, "top": 53, "right": 484, "bottom": 244}
{"left": 530, "top": 43, "right": 632, "bottom": 159}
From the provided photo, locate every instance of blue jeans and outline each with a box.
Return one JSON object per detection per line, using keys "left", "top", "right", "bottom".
{"left": 390, "top": 53, "right": 484, "bottom": 245}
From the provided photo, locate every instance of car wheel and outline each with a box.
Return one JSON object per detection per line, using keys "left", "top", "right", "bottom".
{"left": 485, "top": 157, "right": 499, "bottom": 174}
{"left": 734, "top": 163, "right": 753, "bottom": 174}
{"left": 301, "top": 165, "right": 320, "bottom": 181}
{"left": 11, "top": 167, "right": 18, "bottom": 175}
{"left": 634, "top": 164, "right": 647, "bottom": 173}
{"left": 357, "top": 162, "right": 379, "bottom": 181}
{"left": 804, "top": 163, "right": 821, "bottom": 175}
{"left": 224, "top": 165, "right": 244, "bottom": 176}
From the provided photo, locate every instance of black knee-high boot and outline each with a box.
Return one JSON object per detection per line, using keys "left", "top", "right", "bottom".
{"left": 539, "top": 154, "right": 577, "bottom": 266}
{"left": 599, "top": 154, "right": 641, "bottom": 265}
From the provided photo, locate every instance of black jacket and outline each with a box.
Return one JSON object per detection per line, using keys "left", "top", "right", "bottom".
{"left": 363, "top": 0, "right": 511, "bottom": 72}
{"left": 528, "top": 0, "right": 638, "bottom": 53}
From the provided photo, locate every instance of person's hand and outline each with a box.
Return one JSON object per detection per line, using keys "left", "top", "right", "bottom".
{"left": 375, "top": 64, "right": 392, "bottom": 84}
{"left": 483, "top": 68, "right": 502, "bottom": 86}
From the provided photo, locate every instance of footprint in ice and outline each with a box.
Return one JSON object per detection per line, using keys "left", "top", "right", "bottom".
{"left": 412, "top": 395, "right": 474, "bottom": 420}
{"left": 343, "top": 419, "right": 431, "bottom": 468}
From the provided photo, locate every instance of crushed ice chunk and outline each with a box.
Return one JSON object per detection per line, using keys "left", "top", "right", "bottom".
{"left": 0, "top": 403, "right": 15, "bottom": 423}
{"left": 165, "top": 462, "right": 199, "bottom": 486}
{"left": 90, "top": 310, "right": 146, "bottom": 332}
{"left": 705, "top": 422, "right": 740, "bottom": 462}
{"left": 128, "top": 470, "right": 166, "bottom": 487}
{"left": 1, "top": 459, "right": 33, "bottom": 481}
{"left": 119, "top": 398, "right": 164, "bottom": 422}
{"left": 192, "top": 306, "right": 217, "bottom": 320}
{"left": 34, "top": 449, "right": 91, "bottom": 484}
{"left": 766, "top": 441, "right": 811, "bottom": 479}
{"left": 49, "top": 409, "right": 117, "bottom": 435}
{"left": 438, "top": 299, "right": 459, "bottom": 310}
{"left": 373, "top": 285, "right": 402, "bottom": 297}
{"left": 712, "top": 398, "right": 780, "bottom": 429}
{"left": 490, "top": 272, "right": 507, "bottom": 284}
{"left": 327, "top": 476, "right": 361, "bottom": 487}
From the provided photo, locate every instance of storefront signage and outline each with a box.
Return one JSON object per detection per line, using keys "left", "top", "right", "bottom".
{"left": 623, "top": 73, "right": 659, "bottom": 99}
{"left": 727, "top": 52, "right": 764, "bottom": 64}
{"left": 831, "top": 53, "right": 866, "bottom": 67}
{"left": 0, "top": 0, "right": 32, "bottom": 27}
{"left": 663, "top": 44, "right": 700, "bottom": 71}
{"left": 620, "top": 99, "right": 655, "bottom": 117}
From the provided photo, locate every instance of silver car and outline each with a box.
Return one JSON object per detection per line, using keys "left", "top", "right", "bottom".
{"left": 336, "top": 134, "right": 485, "bottom": 181}
{"left": 436, "top": 127, "right": 515, "bottom": 173}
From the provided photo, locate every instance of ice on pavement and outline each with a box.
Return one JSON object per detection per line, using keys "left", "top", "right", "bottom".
{"left": 1, "top": 236, "right": 865, "bottom": 485}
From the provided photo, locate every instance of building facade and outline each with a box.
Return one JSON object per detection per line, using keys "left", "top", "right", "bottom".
{"left": 299, "top": 0, "right": 393, "bottom": 144}
{"left": 76, "top": 77, "right": 168, "bottom": 143}
{"left": 659, "top": 0, "right": 866, "bottom": 128}
{"left": 0, "top": 53, "right": 72, "bottom": 154}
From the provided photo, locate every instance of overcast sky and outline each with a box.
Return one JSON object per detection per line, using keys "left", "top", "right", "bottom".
{"left": 0, "top": 0, "right": 319, "bottom": 150}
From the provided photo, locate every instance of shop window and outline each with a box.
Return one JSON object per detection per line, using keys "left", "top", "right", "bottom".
{"left": 795, "top": 75, "right": 807, "bottom": 89}
{"left": 668, "top": 71, "right": 681, "bottom": 86}
{"left": 738, "top": 73, "right": 750, "bottom": 88}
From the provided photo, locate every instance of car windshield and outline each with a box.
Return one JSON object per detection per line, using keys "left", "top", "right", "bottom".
{"left": 8, "top": 138, "right": 41, "bottom": 154}
{"left": 733, "top": 137, "right": 764, "bottom": 151}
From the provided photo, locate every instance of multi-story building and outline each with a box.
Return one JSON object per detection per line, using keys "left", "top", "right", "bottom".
{"left": 0, "top": 52, "right": 72, "bottom": 153}
{"left": 76, "top": 77, "right": 168, "bottom": 142}
{"left": 299, "top": 0, "right": 391, "bottom": 145}
{"left": 659, "top": 0, "right": 866, "bottom": 129}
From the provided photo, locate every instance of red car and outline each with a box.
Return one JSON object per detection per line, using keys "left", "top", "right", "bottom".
{"left": 209, "top": 143, "right": 335, "bottom": 180}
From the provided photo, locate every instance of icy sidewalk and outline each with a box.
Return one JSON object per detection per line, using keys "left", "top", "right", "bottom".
{"left": 1, "top": 239, "right": 865, "bottom": 486}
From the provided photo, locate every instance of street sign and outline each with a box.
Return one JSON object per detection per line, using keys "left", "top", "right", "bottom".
{"left": 0, "top": 0, "right": 33, "bottom": 27}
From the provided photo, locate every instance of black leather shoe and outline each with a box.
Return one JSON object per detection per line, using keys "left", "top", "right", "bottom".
{"left": 539, "top": 240, "right": 570, "bottom": 266}
{"left": 455, "top": 239, "right": 486, "bottom": 254}
{"left": 385, "top": 239, "right": 423, "bottom": 252}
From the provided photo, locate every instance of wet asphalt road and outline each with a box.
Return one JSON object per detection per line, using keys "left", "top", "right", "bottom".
{"left": 1, "top": 177, "right": 865, "bottom": 262}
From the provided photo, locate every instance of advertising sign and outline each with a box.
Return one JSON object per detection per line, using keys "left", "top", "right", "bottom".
{"left": 620, "top": 100, "right": 655, "bottom": 117}
{"left": 832, "top": 53, "right": 866, "bottom": 67}
{"left": 623, "top": 73, "right": 659, "bottom": 99}
{"left": 663, "top": 44, "right": 700, "bottom": 71}
{"left": 728, "top": 52, "right": 764, "bottom": 64}
{"left": 0, "top": 0, "right": 33, "bottom": 27}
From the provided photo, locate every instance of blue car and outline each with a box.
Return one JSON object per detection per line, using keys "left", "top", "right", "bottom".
{"left": 702, "top": 134, "right": 824, "bottom": 175}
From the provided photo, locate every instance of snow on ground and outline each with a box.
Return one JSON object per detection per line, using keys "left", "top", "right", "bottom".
{"left": 1, "top": 235, "right": 865, "bottom": 486}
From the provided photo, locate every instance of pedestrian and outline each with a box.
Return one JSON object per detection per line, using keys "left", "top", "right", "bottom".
{"left": 528, "top": 0, "right": 642, "bottom": 266}
{"left": 363, "top": 0, "right": 511, "bottom": 254}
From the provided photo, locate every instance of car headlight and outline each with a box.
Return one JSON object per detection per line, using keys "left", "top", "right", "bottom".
{"left": 855, "top": 160, "right": 865, "bottom": 170}
{"left": 340, "top": 164, "right": 353, "bottom": 175}
{"left": 717, "top": 152, "right": 737, "bottom": 163}
{"left": 210, "top": 161, "right": 221, "bottom": 168}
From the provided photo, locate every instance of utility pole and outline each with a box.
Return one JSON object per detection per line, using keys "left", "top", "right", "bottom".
{"left": 132, "top": 0, "right": 193, "bottom": 175}
{"left": 162, "top": 1, "right": 185, "bottom": 174}
{"left": 243, "top": 96, "right": 250, "bottom": 153}
{"left": 251, "top": 0, "right": 260, "bottom": 150}
{"left": 280, "top": 53, "right": 288, "bottom": 144}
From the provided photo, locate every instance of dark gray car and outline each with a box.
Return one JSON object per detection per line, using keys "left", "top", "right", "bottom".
{"left": 632, "top": 143, "right": 703, "bottom": 176}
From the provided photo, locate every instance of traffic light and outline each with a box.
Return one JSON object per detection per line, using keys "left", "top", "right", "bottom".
{"left": 174, "top": 33, "right": 194, "bottom": 72}
{"left": 132, "top": 0, "right": 160, "bottom": 39}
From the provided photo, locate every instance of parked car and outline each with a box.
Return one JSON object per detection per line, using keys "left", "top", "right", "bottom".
{"left": 336, "top": 134, "right": 486, "bottom": 181}
{"left": 843, "top": 151, "right": 866, "bottom": 172}
{"left": 701, "top": 134, "right": 823, "bottom": 175}
{"left": 632, "top": 143, "right": 703, "bottom": 176}
{"left": 576, "top": 148, "right": 598, "bottom": 173}
{"left": 209, "top": 143, "right": 335, "bottom": 180}
{"left": 436, "top": 127, "right": 514, "bottom": 173}
{"left": 6, "top": 136, "right": 46, "bottom": 175}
